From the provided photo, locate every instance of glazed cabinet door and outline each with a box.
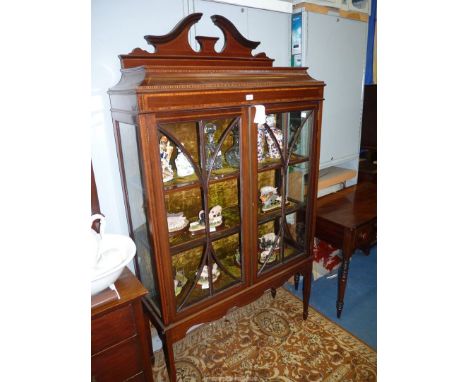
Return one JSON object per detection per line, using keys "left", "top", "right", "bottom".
{"left": 252, "top": 105, "right": 318, "bottom": 279}
{"left": 146, "top": 110, "right": 248, "bottom": 315}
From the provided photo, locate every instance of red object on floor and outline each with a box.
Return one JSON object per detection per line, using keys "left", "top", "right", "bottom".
{"left": 313, "top": 239, "right": 342, "bottom": 280}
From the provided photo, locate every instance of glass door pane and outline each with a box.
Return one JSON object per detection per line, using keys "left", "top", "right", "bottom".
{"left": 256, "top": 110, "right": 314, "bottom": 275}
{"left": 157, "top": 116, "right": 244, "bottom": 311}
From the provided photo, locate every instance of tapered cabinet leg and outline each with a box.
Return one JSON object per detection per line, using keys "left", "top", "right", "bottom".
{"left": 161, "top": 332, "right": 177, "bottom": 382}
{"left": 271, "top": 288, "right": 277, "bottom": 299}
{"left": 302, "top": 268, "right": 311, "bottom": 320}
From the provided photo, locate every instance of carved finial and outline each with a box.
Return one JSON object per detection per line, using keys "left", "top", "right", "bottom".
{"left": 210, "top": 14, "right": 260, "bottom": 56}
{"left": 120, "top": 13, "right": 273, "bottom": 68}
{"left": 144, "top": 13, "right": 202, "bottom": 55}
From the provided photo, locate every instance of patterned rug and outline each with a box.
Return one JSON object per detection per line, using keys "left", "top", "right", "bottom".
{"left": 153, "top": 288, "right": 376, "bottom": 381}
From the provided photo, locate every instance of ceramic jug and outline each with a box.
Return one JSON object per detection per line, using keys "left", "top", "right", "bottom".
{"left": 90, "top": 214, "right": 106, "bottom": 268}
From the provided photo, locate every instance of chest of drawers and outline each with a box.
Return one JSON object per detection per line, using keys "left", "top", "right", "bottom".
{"left": 91, "top": 268, "right": 153, "bottom": 382}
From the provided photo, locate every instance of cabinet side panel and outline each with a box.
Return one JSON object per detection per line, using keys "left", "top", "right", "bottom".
{"left": 118, "top": 122, "right": 161, "bottom": 310}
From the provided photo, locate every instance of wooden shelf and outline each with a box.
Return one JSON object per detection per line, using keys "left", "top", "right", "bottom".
{"left": 169, "top": 206, "right": 241, "bottom": 255}
{"left": 258, "top": 153, "right": 309, "bottom": 173}
{"left": 163, "top": 169, "right": 240, "bottom": 194}
{"left": 257, "top": 199, "right": 306, "bottom": 225}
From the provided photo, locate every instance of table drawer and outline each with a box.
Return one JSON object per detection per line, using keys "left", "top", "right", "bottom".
{"left": 91, "top": 336, "right": 143, "bottom": 382}
{"left": 355, "top": 220, "right": 377, "bottom": 248}
{"left": 92, "top": 304, "right": 136, "bottom": 355}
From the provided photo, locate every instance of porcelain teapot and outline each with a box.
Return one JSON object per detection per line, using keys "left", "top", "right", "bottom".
{"left": 90, "top": 214, "right": 106, "bottom": 268}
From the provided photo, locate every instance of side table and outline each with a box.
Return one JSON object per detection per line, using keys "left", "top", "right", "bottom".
{"left": 314, "top": 182, "right": 377, "bottom": 318}
{"left": 91, "top": 268, "right": 154, "bottom": 381}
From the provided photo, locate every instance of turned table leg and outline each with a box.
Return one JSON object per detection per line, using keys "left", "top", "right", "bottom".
{"left": 337, "top": 230, "right": 353, "bottom": 318}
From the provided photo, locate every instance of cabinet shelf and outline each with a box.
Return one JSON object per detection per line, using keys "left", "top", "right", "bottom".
{"left": 258, "top": 153, "right": 309, "bottom": 173}
{"left": 163, "top": 168, "right": 240, "bottom": 194}
{"left": 169, "top": 205, "right": 241, "bottom": 255}
{"left": 257, "top": 199, "right": 306, "bottom": 225}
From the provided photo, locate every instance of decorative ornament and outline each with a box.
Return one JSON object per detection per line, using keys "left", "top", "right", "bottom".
{"left": 174, "top": 269, "right": 187, "bottom": 296}
{"left": 204, "top": 123, "right": 223, "bottom": 171}
{"left": 234, "top": 248, "right": 241, "bottom": 266}
{"left": 259, "top": 186, "right": 282, "bottom": 212}
{"left": 265, "top": 114, "right": 283, "bottom": 159}
{"left": 259, "top": 232, "right": 280, "bottom": 250}
{"left": 159, "top": 135, "right": 174, "bottom": 182}
{"left": 257, "top": 124, "right": 266, "bottom": 162}
{"left": 258, "top": 232, "right": 279, "bottom": 264}
{"left": 225, "top": 123, "right": 240, "bottom": 168}
{"left": 175, "top": 148, "right": 195, "bottom": 177}
{"left": 259, "top": 249, "right": 276, "bottom": 264}
{"left": 189, "top": 205, "right": 223, "bottom": 234}
{"left": 167, "top": 212, "right": 189, "bottom": 235}
{"left": 196, "top": 264, "right": 220, "bottom": 289}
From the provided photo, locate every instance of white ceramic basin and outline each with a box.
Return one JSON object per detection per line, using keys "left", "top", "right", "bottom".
{"left": 91, "top": 234, "right": 136, "bottom": 296}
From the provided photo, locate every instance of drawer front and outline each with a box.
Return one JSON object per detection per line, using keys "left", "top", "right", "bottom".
{"left": 355, "top": 220, "right": 377, "bottom": 248}
{"left": 91, "top": 336, "right": 143, "bottom": 382}
{"left": 92, "top": 304, "right": 136, "bottom": 355}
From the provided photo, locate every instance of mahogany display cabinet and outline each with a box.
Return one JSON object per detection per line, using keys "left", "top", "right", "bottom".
{"left": 108, "top": 13, "right": 325, "bottom": 381}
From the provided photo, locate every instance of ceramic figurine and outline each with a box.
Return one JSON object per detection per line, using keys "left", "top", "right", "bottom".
{"left": 269, "top": 126, "right": 283, "bottom": 159}
{"left": 205, "top": 123, "right": 223, "bottom": 171}
{"left": 159, "top": 135, "right": 174, "bottom": 182}
{"left": 174, "top": 269, "right": 187, "bottom": 296}
{"left": 208, "top": 205, "right": 223, "bottom": 226}
{"left": 258, "top": 232, "right": 279, "bottom": 264}
{"left": 234, "top": 248, "right": 241, "bottom": 266}
{"left": 189, "top": 205, "right": 223, "bottom": 234}
{"left": 175, "top": 148, "right": 194, "bottom": 177}
{"left": 257, "top": 124, "right": 266, "bottom": 162}
{"left": 265, "top": 114, "right": 283, "bottom": 159}
{"left": 225, "top": 123, "right": 240, "bottom": 168}
{"left": 260, "top": 186, "right": 282, "bottom": 212}
{"left": 265, "top": 114, "right": 276, "bottom": 128}
{"left": 259, "top": 249, "right": 276, "bottom": 264}
{"left": 259, "top": 232, "right": 280, "bottom": 250}
{"left": 167, "top": 212, "right": 189, "bottom": 234}
{"left": 197, "top": 263, "right": 220, "bottom": 289}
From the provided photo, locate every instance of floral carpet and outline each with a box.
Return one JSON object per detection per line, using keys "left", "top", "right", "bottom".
{"left": 153, "top": 288, "right": 376, "bottom": 381}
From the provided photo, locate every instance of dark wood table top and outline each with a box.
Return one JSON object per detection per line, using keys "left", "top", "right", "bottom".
{"left": 316, "top": 182, "right": 377, "bottom": 229}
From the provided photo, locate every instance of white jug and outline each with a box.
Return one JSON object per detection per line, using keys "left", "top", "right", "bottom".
{"left": 90, "top": 214, "right": 106, "bottom": 268}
